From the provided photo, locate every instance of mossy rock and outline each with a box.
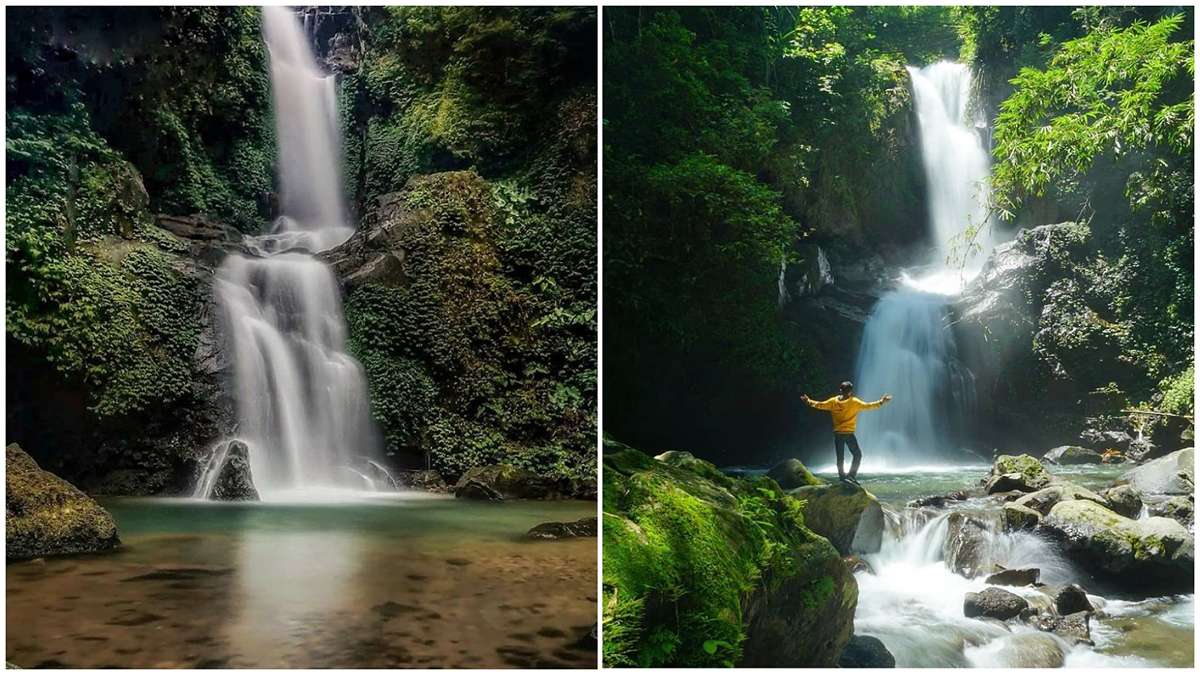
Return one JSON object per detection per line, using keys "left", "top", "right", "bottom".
{"left": 1039, "top": 498, "right": 1193, "bottom": 592}
{"left": 985, "top": 454, "right": 1054, "bottom": 494}
{"left": 1003, "top": 503, "right": 1042, "bottom": 531}
{"left": 603, "top": 444, "right": 856, "bottom": 667}
{"left": 452, "top": 463, "right": 565, "bottom": 500}
{"left": 6, "top": 444, "right": 120, "bottom": 560}
{"left": 788, "top": 482, "right": 883, "bottom": 555}
{"left": 767, "top": 458, "right": 825, "bottom": 490}
{"left": 1012, "top": 482, "right": 1109, "bottom": 516}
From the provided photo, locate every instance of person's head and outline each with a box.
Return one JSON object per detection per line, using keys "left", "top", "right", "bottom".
{"left": 839, "top": 381, "right": 854, "bottom": 397}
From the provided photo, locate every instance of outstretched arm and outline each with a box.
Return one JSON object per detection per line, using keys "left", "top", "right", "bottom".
{"left": 805, "top": 395, "right": 836, "bottom": 411}
{"left": 859, "top": 394, "right": 893, "bottom": 409}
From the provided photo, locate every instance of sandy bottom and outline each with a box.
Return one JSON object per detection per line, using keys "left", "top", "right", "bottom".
{"left": 6, "top": 497, "right": 597, "bottom": 668}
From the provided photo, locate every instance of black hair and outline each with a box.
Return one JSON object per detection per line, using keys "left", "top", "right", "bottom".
{"left": 839, "top": 381, "right": 854, "bottom": 396}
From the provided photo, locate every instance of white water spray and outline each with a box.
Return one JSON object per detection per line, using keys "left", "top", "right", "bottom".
{"left": 197, "top": 6, "right": 385, "bottom": 499}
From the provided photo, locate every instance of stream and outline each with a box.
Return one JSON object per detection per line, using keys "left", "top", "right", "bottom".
{"left": 822, "top": 467, "right": 1194, "bottom": 668}
{"left": 5, "top": 496, "right": 597, "bottom": 668}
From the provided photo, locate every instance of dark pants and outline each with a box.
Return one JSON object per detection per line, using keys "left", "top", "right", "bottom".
{"left": 834, "top": 433, "right": 862, "bottom": 478}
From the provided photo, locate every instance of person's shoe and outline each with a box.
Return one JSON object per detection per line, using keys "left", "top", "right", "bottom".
{"left": 846, "top": 475, "right": 861, "bottom": 486}
{"left": 838, "top": 475, "right": 849, "bottom": 483}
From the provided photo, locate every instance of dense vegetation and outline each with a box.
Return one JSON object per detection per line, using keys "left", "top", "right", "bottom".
{"left": 603, "top": 6, "right": 1194, "bottom": 463}
{"left": 6, "top": 7, "right": 596, "bottom": 489}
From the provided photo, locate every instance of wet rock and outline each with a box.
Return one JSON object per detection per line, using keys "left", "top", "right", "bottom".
{"left": 963, "top": 587, "right": 1029, "bottom": 620}
{"left": 207, "top": 441, "right": 258, "bottom": 502}
{"left": 1043, "top": 445, "right": 1103, "bottom": 465}
{"left": 790, "top": 482, "right": 885, "bottom": 555}
{"left": 1049, "top": 584, "right": 1093, "bottom": 615}
{"left": 398, "top": 470, "right": 450, "bottom": 493}
{"left": 1122, "top": 447, "right": 1193, "bottom": 495}
{"left": 155, "top": 214, "right": 243, "bottom": 244}
{"left": 1003, "top": 503, "right": 1042, "bottom": 531}
{"left": 766, "top": 458, "right": 824, "bottom": 490}
{"left": 907, "top": 490, "right": 969, "bottom": 509}
{"left": 6, "top": 444, "right": 120, "bottom": 559}
{"left": 1038, "top": 499, "right": 1194, "bottom": 591}
{"left": 1148, "top": 496, "right": 1194, "bottom": 530}
{"left": 837, "top": 634, "right": 895, "bottom": 668}
{"left": 844, "top": 555, "right": 875, "bottom": 575}
{"left": 453, "top": 465, "right": 564, "bottom": 500}
{"left": 1100, "top": 484, "right": 1143, "bottom": 518}
{"left": 1081, "top": 428, "right": 1134, "bottom": 453}
{"left": 984, "top": 454, "right": 1053, "bottom": 494}
{"left": 1126, "top": 437, "right": 1162, "bottom": 463}
{"left": 944, "top": 512, "right": 995, "bottom": 578}
{"left": 527, "top": 516, "right": 597, "bottom": 539}
{"left": 1031, "top": 610, "right": 1092, "bottom": 645}
{"left": 1012, "top": 482, "right": 1108, "bottom": 516}
{"left": 984, "top": 567, "right": 1039, "bottom": 587}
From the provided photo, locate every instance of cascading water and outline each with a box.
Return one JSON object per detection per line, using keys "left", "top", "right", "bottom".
{"left": 196, "top": 6, "right": 387, "bottom": 499}
{"left": 850, "top": 62, "right": 992, "bottom": 469}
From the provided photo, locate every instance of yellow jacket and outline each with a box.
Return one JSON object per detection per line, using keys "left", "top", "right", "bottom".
{"left": 808, "top": 396, "right": 885, "bottom": 433}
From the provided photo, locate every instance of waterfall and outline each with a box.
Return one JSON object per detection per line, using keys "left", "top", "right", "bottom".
{"left": 849, "top": 62, "right": 991, "bottom": 468}
{"left": 197, "top": 6, "right": 384, "bottom": 499}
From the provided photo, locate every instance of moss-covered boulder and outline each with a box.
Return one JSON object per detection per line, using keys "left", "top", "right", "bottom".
{"left": 6, "top": 444, "right": 120, "bottom": 559}
{"left": 1038, "top": 499, "right": 1193, "bottom": 592}
{"left": 1003, "top": 502, "right": 1042, "bottom": 531}
{"left": 767, "top": 458, "right": 825, "bottom": 490}
{"left": 789, "top": 482, "right": 884, "bottom": 555}
{"left": 452, "top": 464, "right": 564, "bottom": 500}
{"left": 1100, "top": 484, "right": 1143, "bottom": 518}
{"left": 1011, "top": 482, "right": 1108, "bottom": 516}
{"left": 1148, "top": 495, "right": 1194, "bottom": 530}
{"left": 603, "top": 444, "right": 857, "bottom": 667}
{"left": 984, "top": 454, "right": 1054, "bottom": 494}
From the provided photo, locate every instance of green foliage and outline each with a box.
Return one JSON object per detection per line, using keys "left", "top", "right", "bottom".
{"left": 602, "top": 445, "right": 846, "bottom": 668}
{"left": 1156, "top": 365, "right": 1195, "bottom": 417}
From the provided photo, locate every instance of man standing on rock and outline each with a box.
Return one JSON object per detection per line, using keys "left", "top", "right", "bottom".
{"left": 801, "top": 381, "right": 892, "bottom": 484}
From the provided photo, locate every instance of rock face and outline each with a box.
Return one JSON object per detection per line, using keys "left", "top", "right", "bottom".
{"left": 1038, "top": 499, "right": 1194, "bottom": 591}
{"left": 6, "top": 444, "right": 121, "bottom": 559}
{"left": 206, "top": 441, "right": 258, "bottom": 502}
{"left": 984, "top": 454, "right": 1053, "bottom": 494}
{"left": 837, "top": 635, "right": 896, "bottom": 668}
{"left": 1123, "top": 447, "right": 1194, "bottom": 496}
{"left": 1043, "top": 445, "right": 1102, "bottom": 465}
{"left": 963, "top": 587, "right": 1029, "bottom": 620}
{"left": 603, "top": 444, "right": 857, "bottom": 667}
{"left": 790, "top": 482, "right": 884, "bottom": 555}
{"left": 767, "top": 458, "right": 824, "bottom": 490}
{"left": 453, "top": 465, "right": 565, "bottom": 500}
{"left": 527, "top": 516, "right": 597, "bottom": 539}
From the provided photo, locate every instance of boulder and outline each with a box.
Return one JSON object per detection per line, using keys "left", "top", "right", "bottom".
{"left": 527, "top": 516, "right": 597, "bottom": 539}
{"left": 944, "top": 512, "right": 997, "bottom": 578}
{"left": 984, "top": 454, "right": 1053, "bottom": 494}
{"left": 1122, "top": 447, "right": 1194, "bottom": 496}
{"left": 963, "top": 587, "right": 1029, "bottom": 620}
{"left": 837, "top": 635, "right": 896, "bottom": 668}
{"left": 452, "top": 465, "right": 563, "bottom": 500}
{"left": 1049, "top": 584, "right": 1093, "bottom": 615}
{"left": 1003, "top": 503, "right": 1042, "bottom": 531}
{"left": 155, "top": 214, "right": 243, "bottom": 243}
{"left": 790, "top": 482, "right": 885, "bottom": 555}
{"left": 206, "top": 440, "right": 258, "bottom": 501}
{"left": 6, "top": 444, "right": 120, "bottom": 559}
{"left": 1043, "top": 445, "right": 1103, "bottom": 465}
{"left": 766, "top": 458, "right": 824, "bottom": 490}
{"left": 984, "top": 567, "right": 1039, "bottom": 587}
{"left": 398, "top": 469, "right": 450, "bottom": 493}
{"left": 1038, "top": 499, "right": 1193, "bottom": 591}
{"left": 1081, "top": 428, "right": 1135, "bottom": 453}
{"left": 604, "top": 445, "right": 857, "bottom": 667}
{"left": 1011, "top": 483, "right": 1108, "bottom": 516}
{"left": 1148, "top": 496, "right": 1194, "bottom": 530}
{"left": 1031, "top": 610, "right": 1092, "bottom": 645}
{"left": 1100, "top": 484, "right": 1143, "bottom": 518}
